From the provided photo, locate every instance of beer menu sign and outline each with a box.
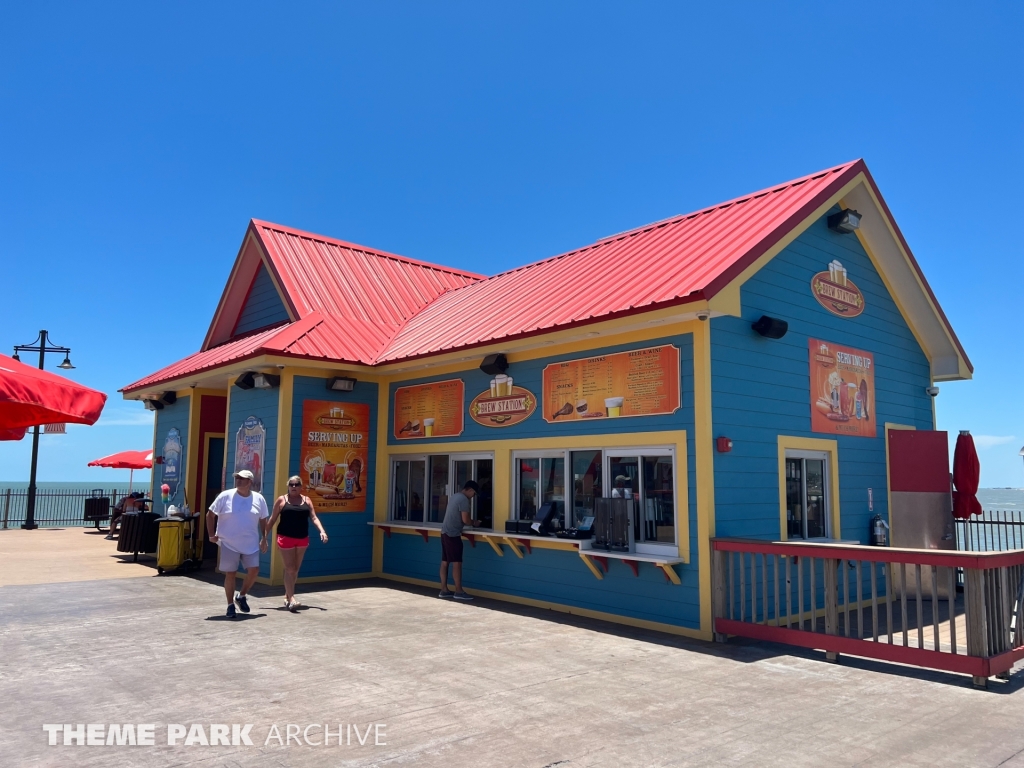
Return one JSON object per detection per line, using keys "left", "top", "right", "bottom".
{"left": 809, "top": 338, "right": 876, "bottom": 438}
{"left": 542, "top": 345, "right": 680, "bottom": 423}
{"left": 300, "top": 400, "right": 369, "bottom": 512}
{"left": 811, "top": 260, "right": 865, "bottom": 318}
{"left": 394, "top": 379, "right": 464, "bottom": 439}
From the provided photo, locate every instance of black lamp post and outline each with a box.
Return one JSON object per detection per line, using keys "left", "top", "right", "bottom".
{"left": 12, "top": 330, "right": 74, "bottom": 530}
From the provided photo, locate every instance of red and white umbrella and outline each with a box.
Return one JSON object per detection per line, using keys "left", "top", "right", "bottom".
{"left": 88, "top": 449, "right": 154, "bottom": 494}
{"left": 0, "top": 353, "right": 106, "bottom": 430}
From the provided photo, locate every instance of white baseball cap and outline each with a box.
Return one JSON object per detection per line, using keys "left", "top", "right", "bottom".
{"left": 233, "top": 469, "right": 255, "bottom": 481}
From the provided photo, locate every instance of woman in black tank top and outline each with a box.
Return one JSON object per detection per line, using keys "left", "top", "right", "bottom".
{"left": 267, "top": 475, "right": 328, "bottom": 611}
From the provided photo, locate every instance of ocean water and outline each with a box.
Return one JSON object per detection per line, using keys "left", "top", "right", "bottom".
{"left": 976, "top": 488, "right": 1024, "bottom": 511}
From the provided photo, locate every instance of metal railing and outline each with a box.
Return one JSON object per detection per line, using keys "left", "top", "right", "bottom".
{"left": 712, "top": 537, "right": 1024, "bottom": 687}
{"left": 957, "top": 509, "right": 1024, "bottom": 552}
{"left": 0, "top": 488, "right": 141, "bottom": 529}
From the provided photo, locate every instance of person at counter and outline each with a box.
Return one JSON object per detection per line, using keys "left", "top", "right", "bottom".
{"left": 207, "top": 469, "right": 269, "bottom": 619}
{"left": 439, "top": 480, "right": 480, "bottom": 600}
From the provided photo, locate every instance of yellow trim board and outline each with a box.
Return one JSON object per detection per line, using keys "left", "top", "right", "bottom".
{"left": 268, "top": 370, "right": 295, "bottom": 586}
{"left": 776, "top": 435, "right": 841, "bottom": 540}
{"left": 379, "top": 573, "right": 707, "bottom": 640}
{"left": 693, "top": 318, "right": 715, "bottom": 637}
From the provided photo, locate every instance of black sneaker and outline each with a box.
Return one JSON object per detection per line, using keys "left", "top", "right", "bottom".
{"left": 226, "top": 604, "right": 237, "bottom": 619}
{"left": 453, "top": 592, "right": 474, "bottom": 601}
{"left": 235, "top": 594, "right": 250, "bottom": 613}
{"left": 438, "top": 591, "right": 454, "bottom": 598}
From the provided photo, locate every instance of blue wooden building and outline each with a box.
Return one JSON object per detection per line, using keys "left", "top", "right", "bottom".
{"left": 123, "top": 160, "right": 970, "bottom": 641}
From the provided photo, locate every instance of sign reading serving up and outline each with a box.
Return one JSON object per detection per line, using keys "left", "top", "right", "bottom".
{"left": 542, "top": 344, "right": 680, "bottom": 423}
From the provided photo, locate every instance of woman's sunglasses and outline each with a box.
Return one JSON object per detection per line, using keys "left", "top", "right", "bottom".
{"left": 288, "top": 482, "right": 302, "bottom": 487}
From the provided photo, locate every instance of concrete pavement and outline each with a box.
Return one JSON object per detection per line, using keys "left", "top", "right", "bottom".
{"left": 2, "top": 528, "right": 1024, "bottom": 767}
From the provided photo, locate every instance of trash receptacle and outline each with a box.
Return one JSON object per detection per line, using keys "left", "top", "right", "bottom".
{"left": 117, "top": 512, "right": 160, "bottom": 561}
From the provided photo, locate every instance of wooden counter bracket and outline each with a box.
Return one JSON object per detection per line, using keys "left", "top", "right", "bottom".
{"left": 591, "top": 555, "right": 609, "bottom": 574}
{"left": 380, "top": 526, "right": 392, "bottom": 539}
{"left": 481, "top": 535, "right": 504, "bottom": 556}
{"left": 503, "top": 538, "right": 524, "bottom": 558}
{"left": 579, "top": 553, "right": 604, "bottom": 580}
{"left": 658, "top": 563, "right": 681, "bottom": 585}
{"left": 416, "top": 529, "right": 430, "bottom": 543}
{"left": 463, "top": 533, "right": 477, "bottom": 548}
{"left": 514, "top": 537, "right": 532, "bottom": 555}
{"left": 623, "top": 559, "right": 639, "bottom": 577}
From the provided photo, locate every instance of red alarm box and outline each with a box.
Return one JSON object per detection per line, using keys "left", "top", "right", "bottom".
{"left": 716, "top": 436, "right": 733, "bottom": 453}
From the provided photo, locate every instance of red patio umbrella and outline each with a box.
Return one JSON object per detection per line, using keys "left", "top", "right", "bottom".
{"left": 0, "top": 353, "right": 106, "bottom": 430}
{"left": 88, "top": 449, "right": 153, "bottom": 494}
{"left": 0, "top": 426, "right": 28, "bottom": 441}
{"left": 952, "top": 431, "right": 983, "bottom": 519}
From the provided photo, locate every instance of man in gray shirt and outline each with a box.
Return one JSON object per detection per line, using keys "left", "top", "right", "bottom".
{"left": 439, "top": 480, "right": 480, "bottom": 600}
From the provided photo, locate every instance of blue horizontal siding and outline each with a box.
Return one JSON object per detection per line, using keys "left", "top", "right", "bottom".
{"left": 288, "top": 376, "right": 379, "bottom": 578}
{"left": 383, "top": 533, "right": 700, "bottom": 629}
{"left": 711, "top": 208, "right": 934, "bottom": 543}
{"left": 234, "top": 264, "right": 289, "bottom": 336}
{"left": 152, "top": 395, "right": 190, "bottom": 517}
{"left": 226, "top": 386, "right": 279, "bottom": 578}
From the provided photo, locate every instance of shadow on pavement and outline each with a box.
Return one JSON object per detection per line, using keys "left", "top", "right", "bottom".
{"left": 204, "top": 613, "right": 268, "bottom": 622}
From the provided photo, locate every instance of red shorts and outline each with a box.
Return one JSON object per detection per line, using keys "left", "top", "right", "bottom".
{"left": 277, "top": 534, "right": 309, "bottom": 549}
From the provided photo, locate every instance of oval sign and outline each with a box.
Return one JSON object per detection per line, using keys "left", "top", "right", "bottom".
{"left": 469, "top": 385, "right": 536, "bottom": 428}
{"left": 810, "top": 262, "right": 865, "bottom": 317}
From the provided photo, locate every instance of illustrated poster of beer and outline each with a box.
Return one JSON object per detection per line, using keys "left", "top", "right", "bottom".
{"left": 809, "top": 338, "right": 876, "bottom": 438}
{"left": 393, "top": 379, "right": 465, "bottom": 439}
{"left": 542, "top": 344, "right": 681, "bottom": 422}
{"left": 300, "top": 400, "right": 370, "bottom": 512}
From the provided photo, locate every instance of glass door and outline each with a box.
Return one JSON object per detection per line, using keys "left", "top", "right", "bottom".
{"left": 785, "top": 451, "right": 829, "bottom": 539}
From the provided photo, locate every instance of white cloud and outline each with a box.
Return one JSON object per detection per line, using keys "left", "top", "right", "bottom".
{"left": 973, "top": 435, "right": 1017, "bottom": 450}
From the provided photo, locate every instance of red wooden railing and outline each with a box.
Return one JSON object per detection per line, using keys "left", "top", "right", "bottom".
{"left": 712, "top": 538, "right": 1024, "bottom": 687}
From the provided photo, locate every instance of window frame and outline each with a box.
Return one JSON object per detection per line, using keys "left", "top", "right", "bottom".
{"left": 777, "top": 436, "right": 841, "bottom": 541}
{"left": 388, "top": 452, "right": 496, "bottom": 529}
{"left": 512, "top": 444, "right": 679, "bottom": 555}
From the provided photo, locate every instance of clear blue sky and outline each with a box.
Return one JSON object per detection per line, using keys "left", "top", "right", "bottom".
{"left": 0, "top": 2, "right": 1020, "bottom": 485}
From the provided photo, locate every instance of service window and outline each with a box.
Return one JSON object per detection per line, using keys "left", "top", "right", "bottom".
{"left": 515, "top": 453, "right": 565, "bottom": 523}
{"left": 390, "top": 454, "right": 494, "bottom": 528}
{"left": 785, "top": 450, "right": 829, "bottom": 539}
{"left": 608, "top": 449, "right": 676, "bottom": 552}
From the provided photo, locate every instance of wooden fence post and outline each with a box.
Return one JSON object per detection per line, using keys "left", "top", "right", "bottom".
{"left": 713, "top": 547, "right": 728, "bottom": 643}
{"left": 824, "top": 557, "right": 840, "bottom": 662}
{"left": 965, "top": 567, "right": 989, "bottom": 688}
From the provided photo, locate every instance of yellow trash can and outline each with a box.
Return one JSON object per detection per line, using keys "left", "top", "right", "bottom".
{"left": 156, "top": 519, "right": 186, "bottom": 574}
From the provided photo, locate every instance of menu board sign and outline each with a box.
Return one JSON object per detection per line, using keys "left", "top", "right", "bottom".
{"left": 809, "top": 338, "right": 875, "bottom": 438}
{"left": 393, "top": 379, "right": 465, "bottom": 439}
{"left": 300, "top": 400, "right": 369, "bottom": 512}
{"left": 542, "top": 345, "right": 680, "bottom": 423}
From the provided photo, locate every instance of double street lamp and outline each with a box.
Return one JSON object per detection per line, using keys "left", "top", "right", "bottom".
{"left": 13, "top": 330, "right": 74, "bottom": 530}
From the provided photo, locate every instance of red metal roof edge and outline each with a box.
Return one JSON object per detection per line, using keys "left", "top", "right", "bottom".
{"left": 856, "top": 165, "right": 973, "bottom": 374}
{"left": 250, "top": 218, "right": 487, "bottom": 281}
{"left": 470, "top": 161, "right": 861, "bottom": 285}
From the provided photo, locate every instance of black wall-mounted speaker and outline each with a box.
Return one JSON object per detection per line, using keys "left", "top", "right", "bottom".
{"left": 751, "top": 315, "right": 789, "bottom": 339}
{"left": 160, "top": 391, "right": 177, "bottom": 405}
{"left": 480, "top": 353, "right": 509, "bottom": 376}
{"left": 234, "top": 372, "right": 256, "bottom": 390}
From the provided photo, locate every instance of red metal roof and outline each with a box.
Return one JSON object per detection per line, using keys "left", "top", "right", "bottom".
{"left": 124, "top": 159, "right": 971, "bottom": 392}
{"left": 252, "top": 220, "right": 482, "bottom": 327}
{"left": 377, "top": 161, "right": 862, "bottom": 361}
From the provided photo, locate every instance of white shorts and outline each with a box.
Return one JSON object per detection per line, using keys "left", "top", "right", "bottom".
{"left": 217, "top": 544, "right": 260, "bottom": 573}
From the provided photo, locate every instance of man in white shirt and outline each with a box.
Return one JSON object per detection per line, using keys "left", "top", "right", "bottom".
{"left": 206, "top": 469, "right": 270, "bottom": 618}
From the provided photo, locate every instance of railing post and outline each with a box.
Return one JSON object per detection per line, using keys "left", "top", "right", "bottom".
{"left": 2, "top": 488, "right": 9, "bottom": 529}
{"left": 712, "top": 546, "right": 728, "bottom": 643}
{"left": 965, "top": 567, "right": 989, "bottom": 688}
{"left": 824, "top": 557, "right": 840, "bottom": 662}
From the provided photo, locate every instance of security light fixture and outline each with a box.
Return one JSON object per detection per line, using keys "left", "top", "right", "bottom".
{"left": 326, "top": 376, "right": 356, "bottom": 392}
{"left": 752, "top": 315, "right": 789, "bottom": 339}
{"left": 480, "top": 354, "right": 509, "bottom": 376}
{"left": 827, "top": 208, "right": 862, "bottom": 234}
{"left": 252, "top": 373, "right": 280, "bottom": 390}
